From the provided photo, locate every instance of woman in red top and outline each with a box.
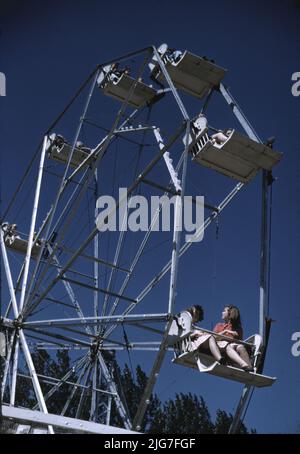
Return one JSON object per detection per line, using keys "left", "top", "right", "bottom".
{"left": 214, "top": 306, "right": 253, "bottom": 371}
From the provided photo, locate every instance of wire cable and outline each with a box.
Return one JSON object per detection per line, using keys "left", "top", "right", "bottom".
{"left": 267, "top": 183, "right": 273, "bottom": 317}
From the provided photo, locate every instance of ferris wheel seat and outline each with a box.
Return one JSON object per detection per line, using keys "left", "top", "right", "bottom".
{"left": 169, "top": 313, "right": 276, "bottom": 388}
{"left": 172, "top": 350, "right": 276, "bottom": 388}
{"left": 189, "top": 129, "right": 282, "bottom": 183}
{"left": 151, "top": 50, "right": 227, "bottom": 99}
{"left": 4, "top": 236, "right": 41, "bottom": 260}
{"left": 46, "top": 133, "right": 94, "bottom": 169}
{"left": 99, "top": 72, "right": 157, "bottom": 108}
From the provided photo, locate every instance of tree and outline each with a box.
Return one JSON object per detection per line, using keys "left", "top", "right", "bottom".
{"left": 215, "top": 409, "right": 248, "bottom": 434}
{"left": 150, "top": 393, "right": 215, "bottom": 434}
{"left": 215, "top": 409, "right": 233, "bottom": 434}
{"left": 111, "top": 363, "right": 161, "bottom": 432}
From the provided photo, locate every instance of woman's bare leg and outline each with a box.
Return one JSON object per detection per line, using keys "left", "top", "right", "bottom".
{"left": 225, "top": 344, "right": 248, "bottom": 368}
{"left": 197, "top": 336, "right": 223, "bottom": 362}
{"left": 208, "top": 336, "right": 223, "bottom": 362}
{"left": 236, "top": 345, "right": 252, "bottom": 367}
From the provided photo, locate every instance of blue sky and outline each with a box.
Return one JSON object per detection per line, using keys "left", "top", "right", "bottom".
{"left": 1, "top": 0, "right": 300, "bottom": 434}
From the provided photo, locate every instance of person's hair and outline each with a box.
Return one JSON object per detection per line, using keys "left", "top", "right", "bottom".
{"left": 186, "top": 305, "right": 204, "bottom": 322}
{"left": 224, "top": 305, "right": 242, "bottom": 328}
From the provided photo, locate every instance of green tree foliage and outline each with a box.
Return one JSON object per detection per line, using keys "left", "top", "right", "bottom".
{"left": 3, "top": 348, "right": 80, "bottom": 417}
{"left": 30, "top": 349, "right": 78, "bottom": 416}
{"left": 150, "top": 393, "right": 215, "bottom": 434}
{"left": 214, "top": 409, "right": 250, "bottom": 434}
{"left": 111, "top": 363, "right": 161, "bottom": 432}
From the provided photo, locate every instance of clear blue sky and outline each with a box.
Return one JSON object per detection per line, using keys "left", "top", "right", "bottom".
{"left": 1, "top": 0, "right": 300, "bottom": 434}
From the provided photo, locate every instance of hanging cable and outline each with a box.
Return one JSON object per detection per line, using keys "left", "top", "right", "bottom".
{"left": 211, "top": 217, "right": 219, "bottom": 304}
{"left": 267, "top": 178, "right": 274, "bottom": 318}
{"left": 133, "top": 106, "right": 152, "bottom": 184}
{"left": 13, "top": 177, "right": 36, "bottom": 224}
{"left": 121, "top": 323, "right": 135, "bottom": 381}
{"left": 128, "top": 107, "right": 153, "bottom": 265}
{"left": 234, "top": 175, "right": 275, "bottom": 431}
{"left": 102, "top": 138, "right": 118, "bottom": 311}
{"left": 215, "top": 216, "right": 219, "bottom": 240}
{"left": 118, "top": 106, "right": 153, "bottom": 277}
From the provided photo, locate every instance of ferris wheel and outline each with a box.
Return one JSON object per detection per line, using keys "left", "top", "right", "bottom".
{"left": 0, "top": 44, "right": 282, "bottom": 434}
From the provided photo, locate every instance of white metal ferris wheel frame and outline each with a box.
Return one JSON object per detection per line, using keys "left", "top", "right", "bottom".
{"left": 0, "top": 44, "right": 273, "bottom": 434}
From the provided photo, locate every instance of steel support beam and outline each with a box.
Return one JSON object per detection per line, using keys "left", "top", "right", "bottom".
{"left": 220, "top": 83, "right": 271, "bottom": 434}
{"left": 19, "top": 135, "right": 47, "bottom": 313}
{"left": 23, "top": 313, "right": 168, "bottom": 327}
{"left": 1, "top": 405, "right": 140, "bottom": 434}
{"left": 132, "top": 111, "right": 191, "bottom": 430}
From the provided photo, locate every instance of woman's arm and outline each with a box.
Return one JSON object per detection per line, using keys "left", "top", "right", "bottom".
{"left": 190, "top": 329, "right": 204, "bottom": 339}
{"left": 223, "top": 329, "right": 239, "bottom": 338}
{"left": 216, "top": 330, "right": 227, "bottom": 336}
